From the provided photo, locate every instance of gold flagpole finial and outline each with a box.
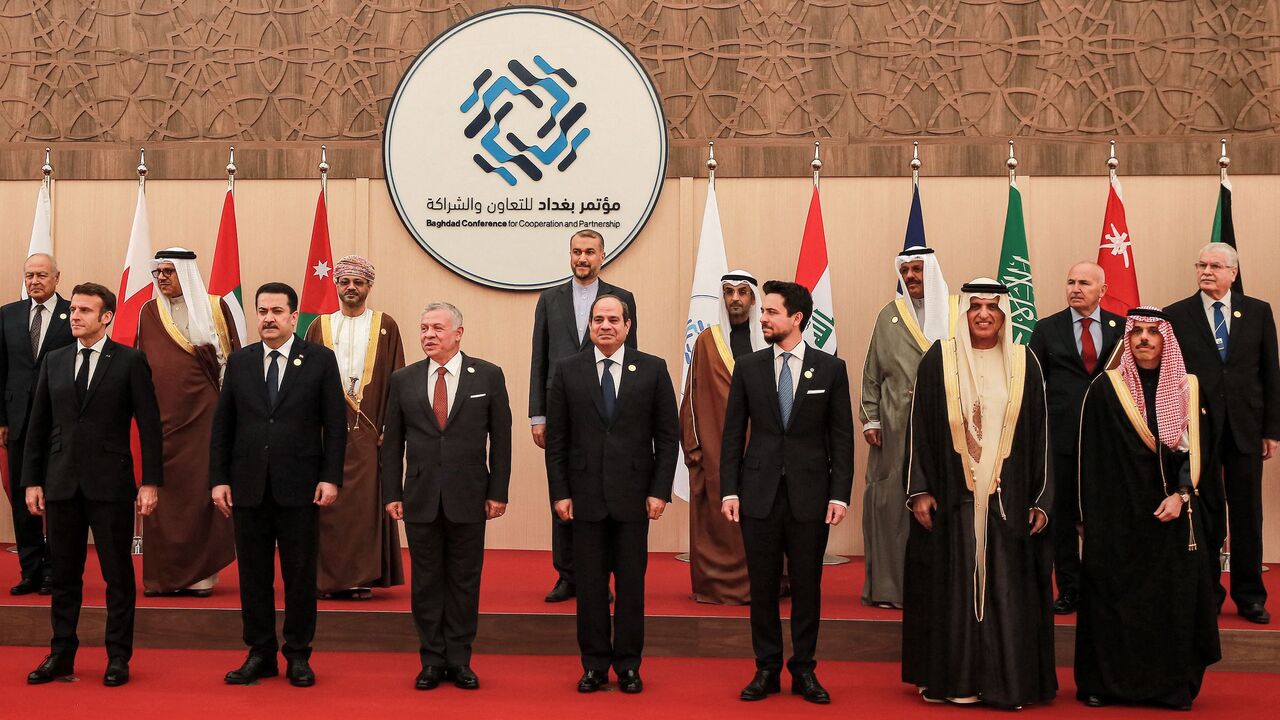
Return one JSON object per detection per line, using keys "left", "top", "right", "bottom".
{"left": 910, "top": 141, "right": 921, "bottom": 186}
{"left": 706, "top": 141, "right": 717, "bottom": 187}
{"left": 1007, "top": 139, "right": 1018, "bottom": 184}
{"left": 227, "top": 145, "right": 237, "bottom": 192}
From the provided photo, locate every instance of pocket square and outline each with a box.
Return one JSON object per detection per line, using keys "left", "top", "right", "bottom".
{"left": 806, "top": 389, "right": 826, "bottom": 395}
{"left": 470, "top": 393, "right": 487, "bottom": 398}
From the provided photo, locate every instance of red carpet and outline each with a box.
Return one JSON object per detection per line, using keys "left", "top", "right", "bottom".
{"left": 0, "top": 648, "right": 1277, "bottom": 719}
{"left": 2, "top": 546, "right": 1276, "bottom": 630}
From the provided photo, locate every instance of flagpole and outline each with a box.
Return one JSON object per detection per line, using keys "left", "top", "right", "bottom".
{"left": 131, "top": 146, "right": 147, "bottom": 556}
{"left": 1107, "top": 139, "right": 1118, "bottom": 182}
{"left": 319, "top": 144, "right": 329, "bottom": 203}
{"left": 1219, "top": 137, "right": 1230, "bottom": 182}
{"left": 227, "top": 145, "right": 236, "bottom": 195}
{"left": 811, "top": 141, "right": 821, "bottom": 189}
{"left": 1007, "top": 139, "right": 1018, "bottom": 185}
{"left": 911, "top": 141, "right": 920, "bottom": 187}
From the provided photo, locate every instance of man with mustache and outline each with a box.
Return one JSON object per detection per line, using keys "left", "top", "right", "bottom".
{"left": 529, "top": 229, "right": 638, "bottom": 603}
{"left": 304, "top": 255, "right": 405, "bottom": 600}
{"left": 859, "top": 247, "right": 949, "bottom": 609}
{"left": 902, "top": 280, "right": 1056, "bottom": 709}
{"left": 1027, "top": 262, "right": 1123, "bottom": 615}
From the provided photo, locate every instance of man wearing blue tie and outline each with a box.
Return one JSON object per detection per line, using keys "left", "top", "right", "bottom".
{"left": 1166, "top": 243, "right": 1280, "bottom": 625}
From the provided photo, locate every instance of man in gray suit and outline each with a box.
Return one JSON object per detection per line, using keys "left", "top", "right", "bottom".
{"left": 529, "top": 229, "right": 638, "bottom": 602}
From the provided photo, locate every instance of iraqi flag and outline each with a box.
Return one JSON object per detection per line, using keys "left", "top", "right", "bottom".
{"left": 208, "top": 189, "right": 248, "bottom": 340}
{"left": 1096, "top": 176, "right": 1140, "bottom": 315}
{"left": 795, "top": 186, "right": 837, "bottom": 354}
{"left": 113, "top": 182, "right": 154, "bottom": 347}
{"left": 297, "top": 188, "right": 339, "bottom": 337}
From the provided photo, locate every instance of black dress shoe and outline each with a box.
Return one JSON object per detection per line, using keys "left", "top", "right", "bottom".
{"left": 545, "top": 580, "right": 575, "bottom": 603}
{"left": 739, "top": 670, "right": 781, "bottom": 701}
{"left": 1084, "top": 695, "right": 1107, "bottom": 707}
{"left": 1053, "top": 593, "right": 1079, "bottom": 615}
{"left": 415, "top": 666, "right": 444, "bottom": 690}
{"left": 38, "top": 576, "right": 52, "bottom": 596}
{"left": 224, "top": 655, "right": 278, "bottom": 685}
{"left": 1239, "top": 603, "right": 1271, "bottom": 624}
{"left": 286, "top": 659, "right": 315, "bottom": 687}
{"left": 10, "top": 578, "right": 40, "bottom": 595}
{"left": 448, "top": 665, "right": 479, "bottom": 689}
{"left": 103, "top": 658, "right": 129, "bottom": 687}
{"left": 577, "top": 669, "right": 607, "bottom": 693}
{"left": 27, "top": 653, "right": 74, "bottom": 684}
{"left": 617, "top": 669, "right": 643, "bottom": 694}
{"left": 792, "top": 671, "right": 831, "bottom": 704}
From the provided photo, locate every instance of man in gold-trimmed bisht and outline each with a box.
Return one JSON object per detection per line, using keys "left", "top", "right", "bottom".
{"left": 305, "top": 255, "right": 405, "bottom": 599}
{"left": 901, "top": 279, "right": 1056, "bottom": 709}
{"left": 1074, "top": 306, "right": 1220, "bottom": 710}
{"left": 137, "top": 247, "right": 240, "bottom": 596}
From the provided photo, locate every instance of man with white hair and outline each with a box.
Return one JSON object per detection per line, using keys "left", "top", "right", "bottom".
{"left": 859, "top": 246, "right": 949, "bottom": 608}
{"left": 1166, "top": 242, "right": 1280, "bottom": 625}
{"left": 136, "top": 247, "right": 240, "bottom": 596}
{"left": 679, "top": 270, "right": 766, "bottom": 604}
{"left": 901, "top": 279, "right": 1056, "bottom": 709}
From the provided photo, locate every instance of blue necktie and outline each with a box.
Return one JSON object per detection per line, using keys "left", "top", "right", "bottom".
{"left": 266, "top": 350, "right": 282, "bottom": 406}
{"left": 1213, "top": 301, "right": 1229, "bottom": 362}
{"left": 778, "top": 351, "right": 794, "bottom": 427}
{"left": 600, "top": 358, "right": 616, "bottom": 421}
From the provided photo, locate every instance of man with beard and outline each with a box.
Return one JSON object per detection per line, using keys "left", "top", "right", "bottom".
{"left": 305, "top": 255, "right": 405, "bottom": 599}
{"left": 1075, "top": 306, "right": 1220, "bottom": 710}
{"left": 859, "top": 246, "right": 949, "bottom": 608}
{"left": 901, "top": 279, "right": 1056, "bottom": 709}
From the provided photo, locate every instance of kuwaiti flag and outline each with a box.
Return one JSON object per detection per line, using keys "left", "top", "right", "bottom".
{"left": 208, "top": 189, "right": 247, "bottom": 340}
{"left": 21, "top": 176, "right": 53, "bottom": 299}
{"left": 297, "top": 188, "right": 339, "bottom": 337}
{"left": 673, "top": 180, "right": 729, "bottom": 502}
{"left": 113, "top": 181, "right": 154, "bottom": 347}
{"left": 1211, "top": 175, "right": 1243, "bottom": 295}
{"left": 795, "top": 186, "right": 837, "bottom": 354}
{"left": 1096, "top": 175, "right": 1140, "bottom": 315}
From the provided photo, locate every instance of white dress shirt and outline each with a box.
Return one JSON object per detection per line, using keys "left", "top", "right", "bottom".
{"left": 1201, "top": 289, "right": 1232, "bottom": 334}
{"left": 593, "top": 345, "right": 625, "bottom": 393}
{"left": 427, "top": 351, "right": 464, "bottom": 414}
{"left": 1070, "top": 306, "right": 1103, "bottom": 356}
{"left": 72, "top": 335, "right": 108, "bottom": 389}
{"left": 29, "top": 295, "right": 57, "bottom": 355}
{"left": 262, "top": 335, "right": 295, "bottom": 390}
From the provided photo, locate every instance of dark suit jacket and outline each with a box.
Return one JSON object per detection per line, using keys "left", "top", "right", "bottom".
{"left": 720, "top": 344, "right": 855, "bottom": 523}
{"left": 1166, "top": 292, "right": 1280, "bottom": 450}
{"left": 528, "top": 279, "right": 637, "bottom": 418}
{"left": 381, "top": 353, "right": 513, "bottom": 524}
{"left": 1028, "top": 307, "right": 1124, "bottom": 454}
{"left": 209, "top": 338, "right": 347, "bottom": 507}
{"left": 544, "top": 347, "right": 677, "bottom": 522}
{"left": 0, "top": 295, "right": 74, "bottom": 439}
{"left": 22, "top": 337, "right": 163, "bottom": 502}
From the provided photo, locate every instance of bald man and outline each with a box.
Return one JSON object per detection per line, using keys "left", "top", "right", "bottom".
{"left": 1027, "top": 262, "right": 1124, "bottom": 614}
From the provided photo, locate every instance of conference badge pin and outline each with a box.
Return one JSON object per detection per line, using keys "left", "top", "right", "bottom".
{"left": 59, "top": 313, "right": 67, "bottom": 320}
{"left": 628, "top": 364, "right": 637, "bottom": 372}
{"left": 804, "top": 369, "right": 814, "bottom": 379}
{"left": 293, "top": 357, "right": 303, "bottom": 367}
{"left": 1234, "top": 310, "right": 1242, "bottom": 318}
{"left": 467, "top": 366, "right": 476, "bottom": 374}
{"left": 1108, "top": 319, "right": 1116, "bottom": 327}
{"left": 891, "top": 316, "right": 899, "bottom": 324}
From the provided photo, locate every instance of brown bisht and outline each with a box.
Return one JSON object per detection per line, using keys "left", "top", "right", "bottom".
{"left": 679, "top": 326, "right": 749, "bottom": 604}
{"left": 137, "top": 297, "right": 239, "bottom": 593}
{"left": 307, "top": 312, "right": 406, "bottom": 593}
{"left": 901, "top": 340, "right": 1057, "bottom": 708}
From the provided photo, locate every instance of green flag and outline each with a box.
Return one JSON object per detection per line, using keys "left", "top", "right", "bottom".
{"left": 997, "top": 181, "right": 1037, "bottom": 344}
{"left": 1211, "top": 177, "right": 1243, "bottom": 294}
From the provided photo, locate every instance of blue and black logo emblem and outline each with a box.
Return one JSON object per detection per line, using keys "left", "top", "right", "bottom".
{"left": 461, "top": 56, "right": 590, "bottom": 186}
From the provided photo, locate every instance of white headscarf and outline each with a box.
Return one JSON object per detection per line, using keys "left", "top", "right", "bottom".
{"left": 151, "top": 247, "right": 223, "bottom": 366}
{"left": 895, "top": 246, "right": 950, "bottom": 343}
{"left": 718, "top": 270, "right": 767, "bottom": 352}
{"left": 954, "top": 278, "right": 1015, "bottom": 445}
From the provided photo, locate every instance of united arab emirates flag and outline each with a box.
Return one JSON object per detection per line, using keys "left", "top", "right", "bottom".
{"left": 1211, "top": 176, "right": 1243, "bottom": 294}
{"left": 298, "top": 188, "right": 339, "bottom": 337}
{"left": 997, "top": 179, "right": 1037, "bottom": 344}
{"left": 208, "top": 189, "right": 247, "bottom": 340}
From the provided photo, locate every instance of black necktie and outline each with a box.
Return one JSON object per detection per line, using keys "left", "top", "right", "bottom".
{"left": 75, "top": 348, "right": 92, "bottom": 405}
{"left": 266, "top": 350, "right": 282, "bottom": 407}
{"left": 600, "top": 359, "right": 617, "bottom": 421}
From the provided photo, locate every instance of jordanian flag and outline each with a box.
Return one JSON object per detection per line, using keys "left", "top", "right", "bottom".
{"left": 997, "top": 179, "right": 1037, "bottom": 343}
{"left": 298, "top": 188, "right": 338, "bottom": 337}
{"left": 795, "top": 185, "right": 838, "bottom": 354}
{"left": 1212, "top": 176, "right": 1243, "bottom": 294}
{"left": 208, "top": 189, "right": 247, "bottom": 340}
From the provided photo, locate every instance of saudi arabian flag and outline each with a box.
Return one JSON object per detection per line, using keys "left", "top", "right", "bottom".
{"left": 298, "top": 188, "right": 339, "bottom": 337}
{"left": 997, "top": 180, "right": 1037, "bottom": 344}
{"left": 208, "top": 189, "right": 247, "bottom": 340}
{"left": 1211, "top": 176, "right": 1243, "bottom": 294}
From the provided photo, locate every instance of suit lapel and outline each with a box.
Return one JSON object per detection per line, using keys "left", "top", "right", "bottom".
{"left": 610, "top": 351, "right": 644, "bottom": 428}
{"left": 556, "top": 283, "right": 583, "bottom": 349}
{"left": 270, "top": 340, "right": 307, "bottom": 410}
{"left": 79, "top": 339, "right": 115, "bottom": 414}
{"left": 759, "top": 350, "right": 784, "bottom": 428}
{"left": 39, "top": 296, "right": 71, "bottom": 363}
{"left": 1226, "top": 294, "right": 1248, "bottom": 364}
{"left": 582, "top": 352, "right": 609, "bottom": 425}
{"left": 412, "top": 362, "right": 441, "bottom": 432}
{"left": 1055, "top": 312, "right": 1085, "bottom": 371}
{"left": 786, "top": 345, "right": 818, "bottom": 430}
{"left": 1183, "top": 292, "right": 1220, "bottom": 361}
{"left": 447, "top": 353, "right": 476, "bottom": 425}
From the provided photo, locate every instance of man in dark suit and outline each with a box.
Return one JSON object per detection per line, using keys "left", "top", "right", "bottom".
{"left": 22, "top": 282, "right": 163, "bottom": 687}
{"left": 210, "top": 282, "right": 347, "bottom": 685}
{"left": 1027, "top": 261, "right": 1123, "bottom": 615}
{"left": 1166, "top": 243, "right": 1280, "bottom": 625}
{"left": 382, "top": 301, "right": 512, "bottom": 691}
{"left": 529, "top": 228, "right": 638, "bottom": 603}
{"left": 545, "top": 293, "right": 676, "bottom": 694}
{"left": 721, "top": 280, "right": 854, "bottom": 705}
{"left": 1, "top": 253, "right": 74, "bottom": 595}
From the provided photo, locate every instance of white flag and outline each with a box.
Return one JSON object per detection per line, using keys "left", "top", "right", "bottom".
{"left": 673, "top": 181, "right": 729, "bottom": 501}
{"left": 21, "top": 178, "right": 53, "bottom": 299}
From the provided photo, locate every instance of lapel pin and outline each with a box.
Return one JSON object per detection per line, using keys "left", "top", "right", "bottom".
{"left": 804, "top": 369, "right": 814, "bottom": 379}
{"left": 467, "top": 366, "right": 476, "bottom": 374}
{"left": 58, "top": 312, "right": 67, "bottom": 320}
{"left": 628, "top": 364, "right": 637, "bottom": 372}
{"left": 293, "top": 358, "right": 302, "bottom": 366}
{"left": 381, "top": 328, "right": 387, "bottom": 335}
{"left": 1108, "top": 319, "right": 1116, "bottom": 327}
{"left": 891, "top": 316, "right": 899, "bottom": 324}
{"left": 1234, "top": 310, "right": 1242, "bottom": 318}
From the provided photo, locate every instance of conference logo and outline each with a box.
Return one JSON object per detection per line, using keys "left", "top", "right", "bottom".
{"left": 384, "top": 8, "right": 668, "bottom": 290}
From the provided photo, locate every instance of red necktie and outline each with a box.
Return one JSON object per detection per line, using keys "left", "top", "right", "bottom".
{"left": 434, "top": 366, "right": 449, "bottom": 428}
{"left": 1079, "top": 317, "right": 1097, "bottom": 374}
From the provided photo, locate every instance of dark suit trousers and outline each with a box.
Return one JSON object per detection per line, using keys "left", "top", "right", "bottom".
{"left": 405, "top": 513, "right": 485, "bottom": 668}
{"left": 232, "top": 490, "right": 318, "bottom": 661}
{"left": 1050, "top": 450, "right": 1080, "bottom": 597}
{"left": 7, "top": 436, "right": 50, "bottom": 581}
{"left": 45, "top": 490, "right": 135, "bottom": 661}
{"left": 741, "top": 483, "right": 829, "bottom": 674}
{"left": 1203, "top": 425, "right": 1267, "bottom": 608}
{"left": 551, "top": 504, "right": 573, "bottom": 583}
{"left": 573, "top": 517, "right": 647, "bottom": 673}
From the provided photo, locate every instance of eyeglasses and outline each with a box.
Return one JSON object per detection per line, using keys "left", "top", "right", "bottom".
{"left": 1194, "top": 262, "right": 1233, "bottom": 272}
{"left": 150, "top": 268, "right": 177, "bottom": 278}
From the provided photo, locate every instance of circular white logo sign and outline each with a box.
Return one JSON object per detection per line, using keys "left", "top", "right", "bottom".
{"left": 383, "top": 7, "right": 668, "bottom": 290}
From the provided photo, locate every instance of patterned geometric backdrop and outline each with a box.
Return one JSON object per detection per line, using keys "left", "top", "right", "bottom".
{"left": 2, "top": 0, "right": 1280, "bottom": 177}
